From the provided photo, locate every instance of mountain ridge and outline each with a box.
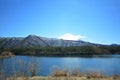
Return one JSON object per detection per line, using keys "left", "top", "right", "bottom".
{"left": 0, "top": 35, "right": 104, "bottom": 48}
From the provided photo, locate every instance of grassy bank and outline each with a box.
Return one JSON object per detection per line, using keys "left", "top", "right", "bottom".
{"left": 6, "top": 67, "right": 120, "bottom": 80}
{"left": 7, "top": 68, "right": 120, "bottom": 80}
{"left": 7, "top": 76, "right": 120, "bottom": 80}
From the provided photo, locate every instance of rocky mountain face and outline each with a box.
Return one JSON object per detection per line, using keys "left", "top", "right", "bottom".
{"left": 0, "top": 37, "right": 23, "bottom": 48}
{"left": 0, "top": 35, "right": 101, "bottom": 48}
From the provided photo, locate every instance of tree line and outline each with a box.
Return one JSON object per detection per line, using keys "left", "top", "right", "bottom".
{"left": 0, "top": 46, "right": 120, "bottom": 56}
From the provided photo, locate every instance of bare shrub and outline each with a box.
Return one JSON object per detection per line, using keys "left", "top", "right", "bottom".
{"left": 9, "top": 57, "right": 40, "bottom": 78}
{"left": 0, "top": 62, "right": 7, "bottom": 80}
{"left": 26, "top": 57, "right": 40, "bottom": 77}
{"left": 112, "top": 74, "right": 120, "bottom": 79}
{"left": 51, "top": 66, "right": 68, "bottom": 77}
{"left": 0, "top": 70, "right": 6, "bottom": 80}
{"left": 71, "top": 67, "right": 83, "bottom": 77}
{"left": 27, "top": 62, "right": 37, "bottom": 76}
{"left": 86, "top": 70, "right": 104, "bottom": 79}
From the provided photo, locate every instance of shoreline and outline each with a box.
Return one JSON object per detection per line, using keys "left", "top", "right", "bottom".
{"left": 0, "top": 51, "right": 15, "bottom": 58}
{"left": 7, "top": 76, "right": 120, "bottom": 80}
{"left": 15, "top": 53, "right": 120, "bottom": 58}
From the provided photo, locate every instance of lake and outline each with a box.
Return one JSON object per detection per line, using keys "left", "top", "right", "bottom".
{"left": 0, "top": 55, "right": 120, "bottom": 76}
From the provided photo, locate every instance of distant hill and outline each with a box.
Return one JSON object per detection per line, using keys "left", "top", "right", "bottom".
{"left": 0, "top": 35, "right": 102, "bottom": 48}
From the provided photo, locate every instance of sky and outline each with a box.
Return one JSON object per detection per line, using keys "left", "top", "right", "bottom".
{"left": 0, "top": 0, "right": 120, "bottom": 44}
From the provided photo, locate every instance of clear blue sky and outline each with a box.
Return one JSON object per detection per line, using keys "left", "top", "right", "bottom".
{"left": 0, "top": 0, "right": 120, "bottom": 44}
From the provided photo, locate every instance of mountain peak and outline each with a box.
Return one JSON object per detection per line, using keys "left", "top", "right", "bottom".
{"left": 27, "top": 34, "right": 38, "bottom": 37}
{"left": 0, "top": 35, "right": 101, "bottom": 48}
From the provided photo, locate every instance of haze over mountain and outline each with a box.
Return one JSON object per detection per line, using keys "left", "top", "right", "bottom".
{"left": 0, "top": 35, "right": 101, "bottom": 48}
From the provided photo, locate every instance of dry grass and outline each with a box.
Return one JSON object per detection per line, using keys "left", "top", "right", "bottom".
{"left": 7, "top": 76, "right": 120, "bottom": 80}
{"left": 85, "top": 70, "right": 104, "bottom": 79}
{"left": 51, "top": 67, "right": 68, "bottom": 77}
{"left": 5, "top": 66, "right": 120, "bottom": 80}
{"left": 71, "top": 68, "right": 83, "bottom": 77}
{"left": 0, "top": 51, "right": 15, "bottom": 58}
{"left": 6, "top": 68, "right": 120, "bottom": 80}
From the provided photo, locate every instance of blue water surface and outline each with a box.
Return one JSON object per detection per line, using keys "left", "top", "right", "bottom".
{"left": 0, "top": 55, "right": 120, "bottom": 76}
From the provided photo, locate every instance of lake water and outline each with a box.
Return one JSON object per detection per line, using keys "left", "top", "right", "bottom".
{"left": 0, "top": 55, "right": 120, "bottom": 76}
